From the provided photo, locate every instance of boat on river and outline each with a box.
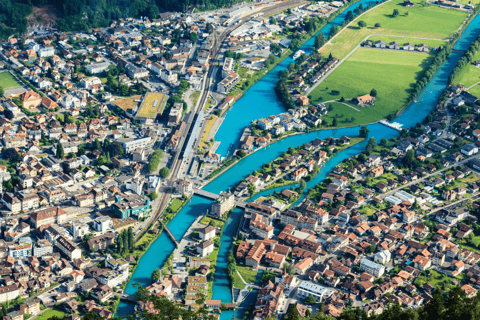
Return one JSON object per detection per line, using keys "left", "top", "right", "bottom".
{"left": 293, "top": 50, "right": 305, "bottom": 60}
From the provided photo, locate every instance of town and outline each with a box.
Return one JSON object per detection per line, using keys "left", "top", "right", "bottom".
{"left": 0, "top": 0, "right": 479, "bottom": 319}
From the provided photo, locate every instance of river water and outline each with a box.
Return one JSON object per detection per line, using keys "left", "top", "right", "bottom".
{"left": 116, "top": 5, "right": 480, "bottom": 318}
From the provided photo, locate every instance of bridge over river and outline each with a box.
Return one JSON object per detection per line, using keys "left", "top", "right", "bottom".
{"left": 193, "top": 189, "right": 247, "bottom": 209}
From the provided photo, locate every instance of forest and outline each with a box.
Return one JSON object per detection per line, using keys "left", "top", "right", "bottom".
{"left": 0, "top": 0, "right": 248, "bottom": 40}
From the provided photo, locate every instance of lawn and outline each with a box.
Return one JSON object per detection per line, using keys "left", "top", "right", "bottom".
{"left": 232, "top": 270, "right": 247, "bottom": 289}
{"left": 413, "top": 269, "right": 461, "bottom": 292}
{"left": 36, "top": 309, "right": 65, "bottom": 320}
{"left": 199, "top": 115, "right": 218, "bottom": 149}
{"left": 454, "top": 64, "right": 480, "bottom": 88}
{"left": 320, "top": 0, "right": 467, "bottom": 60}
{"left": 169, "top": 198, "right": 184, "bottom": 212}
{"left": 459, "top": 0, "right": 480, "bottom": 5}
{"left": 0, "top": 72, "right": 22, "bottom": 89}
{"left": 136, "top": 92, "right": 165, "bottom": 119}
{"left": 237, "top": 266, "right": 258, "bottom": 284}
{"left": 310, "top": 48, "right": 434, "bottom": 123}
{"left": 200, "top": 216, "right": 225, "bottom": 228}
{"left": 469, "top": 84, "right": 480, "bottom": 98}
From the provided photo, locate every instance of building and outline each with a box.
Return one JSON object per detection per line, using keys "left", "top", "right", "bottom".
{"left": 122, "top": 137, "right": 152, "bottom": 153}
{"left": 0, "top": 285, "right": 20, "bottom": 303}
{"left": 126, "top": 64, "right": 149, "bottom": 79}
{"left": 86, "top": 62, "right": 111, "bottom": 74}
{"left": 88, "top": 233, "right": 115, "bottom": 251}
{"left": 199, "top": 226, "right": 216, "bottom": 241}
{"left": 55, "top": 236, "right": 82, "bottom": 260}
{"left": 196, "top": 240, "right": 214, "bottom": 257}
{"left": 168, "top": 103, "right": 183, "bottom": 126}
{"left": 210, "top": 192, "right": 235, "bottom": 217}
{"left": 112, "top": 194, "right": 150, "bottom": 219}
{"left": 19, "top": 90, "right": 42, "bottom": 109}
{"left": 296, "top": 281, "right": 334, "bottom": 302}
{"left": 360, "top": 258, "right": 385, "bottom": 277}
{"left": 30, "top": 206, "right": 67, "bottom": 228}
{"left": 92, "top": 216, "right": 113, "bottom": 232}
{"left": 217, "top": 71, "right": 239, "bottom": 94}
{"left": 374, "top": 250, "right": 391, "bottom": 264}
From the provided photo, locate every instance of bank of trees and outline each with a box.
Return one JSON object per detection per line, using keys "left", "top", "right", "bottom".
{"left": 148, "top": 149, "right": 164, "bottom": 173}
{"left": 449, "top": 34, "right": 480, "bottom": 84}
{"left": 116, "top": 227, "right": 134, "bottom": 255}
{"left": 275, "top": 80, "right": 296, "bottom": 110}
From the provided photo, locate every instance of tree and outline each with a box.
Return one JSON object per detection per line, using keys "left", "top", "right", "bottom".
{"left": 128, "top": 227, "right": 134, "bottom": 249}
{"left": 358, "top": 20, "right": 367, "bottom": 28}
{"left": 247, "top": 182, "right": 256, "bottom": 195}
{"left": 305, "top": 296, "right": 317, "bottom": 305}
{"left": 206, "top": 23, "right": 214, "bottom": 33}
{"left": 4, "top": 109, "right": 14, "bottom": 120}
{"left": 299, "top": 179, "right": 306, "bottom": 191}
{"left": 365, "top": 137, "right": 377, "bottom": 153}
{"left": 4, "top": 148, "right": 18, "bottom": 162}
{"left": 189, "top": 31, "right": 198, "bottom": 44}
{"left": 159, "top": 167, "right": 170, "bottom": 178}
{"left": 370, "top": 88, "right": 377, "bottom": 97}
{"left": 360, "top": 126, "right": 369, "bottom": 138}
{"left": 285, "top": 304, "right": 299, "bottom": 320}
{"left": 237, "top": 150, "right": 247, "bottom": 157}
{"left": 0, "top": 86, "right": 4, "bottom": 98}
{"left": 380, "top": 138, "right": 388, "bottom": 146}
{"left": 392, "top": 8, "right": 399, "bottom": 17}
{"left": 94, "top": 139, "right": 102, "bottom": 151}
{"left": 150, "top": 191, "right": 158, "bottom": 200}
{"left": 56, "top": 142, "right": 65, "bottom": 159}
{"left": 151, "top": 269, "right": 161, "bottom": 282}
{"left": 270, "top": 17, "right": 277, "bottom": 25}
{"left": 374, "top": 23, "right": 381, "bottom": 28}
{"left": 367, "top": 245, "right": 375, "bottom": 254}
{"left": 332, "top": 117, "right": 338, "bottom": 127}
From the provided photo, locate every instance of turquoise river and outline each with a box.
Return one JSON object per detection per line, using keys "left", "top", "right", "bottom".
{"left": 116, "top": 3, "right": 480, "bottom": 319}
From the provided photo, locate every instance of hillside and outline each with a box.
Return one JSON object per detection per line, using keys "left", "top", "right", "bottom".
{"left": 0, "top": 0, "right": 247, "bottom": 40}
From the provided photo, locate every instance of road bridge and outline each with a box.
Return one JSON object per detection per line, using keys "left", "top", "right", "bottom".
{"left": 193, "top": 189, "right": 247, "bottom": 209}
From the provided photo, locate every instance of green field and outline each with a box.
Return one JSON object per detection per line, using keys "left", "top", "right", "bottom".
{"left": 454, "top": 64, "right": 480, "bottom": 88}
{"left": 320, "top": 0, "right": 467, "bottom": 60}
{"left": 36, "top": 309, "right": 65, "bottom": 320}
{"left": 468, "top": 85, "right": 480, "bottom": 97}
{"left": 310, "top": 48, "right": 434, "bottom": 123}
{"left": 459, "top": 0, "right": 479, "bottom": 5}
{"left": 0, "top": 72, "right": 22, "bottom": 89}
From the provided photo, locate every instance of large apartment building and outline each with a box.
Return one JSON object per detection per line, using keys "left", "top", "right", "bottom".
{"left": 210, "top": 192, "right": 235, "bottom": 217}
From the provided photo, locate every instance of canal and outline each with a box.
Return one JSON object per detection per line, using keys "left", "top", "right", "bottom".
{"left": 116, "top": 5, "right": 480, "bottom": 319}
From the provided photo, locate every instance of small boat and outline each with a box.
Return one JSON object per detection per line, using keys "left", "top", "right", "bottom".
{"left": 293, "top": 50, "right": 305, "bottom": 60}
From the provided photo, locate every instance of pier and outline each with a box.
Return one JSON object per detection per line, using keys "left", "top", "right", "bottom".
{"left": 193, "top": 189, "right": 247, "bottom": 209}
{"left": 378, "top": 119, "right": 403, "bottom": 132}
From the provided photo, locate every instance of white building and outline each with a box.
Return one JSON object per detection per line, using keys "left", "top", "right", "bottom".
{"left": 122, "top": 137, "right": 152, "bottom": 153}
{"left": 296, "top": 281, "right": 335, "bottom": 302}
{"left": 86, "top": 62, "right": 111, "bottom": 74}
{"left": 93, "top": 216, "right": 113, "bottom": 233}
{"left": 360, "top": 258, "right": 385, "bottom": 278}
{"left": 374, "top": 250, "right": 391, "bottom": 265}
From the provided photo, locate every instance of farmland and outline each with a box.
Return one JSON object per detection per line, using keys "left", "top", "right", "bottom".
{"left": 309, "top": 48, "right": 435, "bottom": 124}
{"left": 136, "top": 92, "right": 166, "bottom": 119}
{"left": 0, "top": 72, "right": 22, "bottom": 89}
{"left": 319, "top": 0, "right": 467, "bottom": 60}
{"left": 453, "top": 64, "right": 480, "bottom": 88}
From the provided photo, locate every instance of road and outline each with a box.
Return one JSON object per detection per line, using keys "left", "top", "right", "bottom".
{"left": 379, "top": 153, "right": 480, "bottom": 198}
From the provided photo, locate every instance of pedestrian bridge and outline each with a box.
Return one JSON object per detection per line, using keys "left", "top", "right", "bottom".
{"left": 193, "top": 189, "right": 247, "bottom": 209}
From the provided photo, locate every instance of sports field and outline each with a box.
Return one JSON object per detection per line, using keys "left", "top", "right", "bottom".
{"left": 309, "top": 48, "right": 434, "bottom": 123}
{"left": 0, "top": 72, "right": 22, "bottom": 89}
{"left": 136, "top": 92, "right": 166, "bottom": 119}
{"left": 453, "top": 64, "right": 480, "bottom": 88}
{"left": 320, "top": 0, "right": 467, "bottom": 60}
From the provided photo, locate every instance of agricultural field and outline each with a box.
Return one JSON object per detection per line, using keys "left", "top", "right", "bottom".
{"left": 113, "top": 95, "right": 142, "bottom": 113}
{"left": 454, "top": 64, "right": 480, "bottom": 88}
{"left": 310, "top": 48, "right": 435, "bottom": 124}
{"left": 320, "top": 0, "right": 467, "bottom": 60}
{"left": 136, "top": 92, "right": 166, "bottom": 119}
{"left": 469, "top": 84, "right": 480, "bottom": 98}
{"left": 0, "top": 72, "right": 22, "bottom": 89}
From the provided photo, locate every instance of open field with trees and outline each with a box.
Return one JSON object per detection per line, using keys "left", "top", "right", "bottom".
{"left": 454, "top": 64, "right": 480, "bottom": 88}
{"left": 309, "top": 48, "right": 436, "bottom": 124}
{"left": 319, "top": 0, "right": 467, "bottom": 60}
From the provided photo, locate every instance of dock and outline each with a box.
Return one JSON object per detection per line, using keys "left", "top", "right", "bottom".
{"left": 378, "top": 119, "right": 403, "bottom": 132}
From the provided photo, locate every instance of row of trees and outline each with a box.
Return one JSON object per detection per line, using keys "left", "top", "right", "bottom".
{"left": 116, "top": 227, "right": 135, "bottom": 255}
{"left": 148, "top": 149, "right": 164, "bottom": 173}
{"left": 449, "top": 34, "right": 480, "bottom": 84}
